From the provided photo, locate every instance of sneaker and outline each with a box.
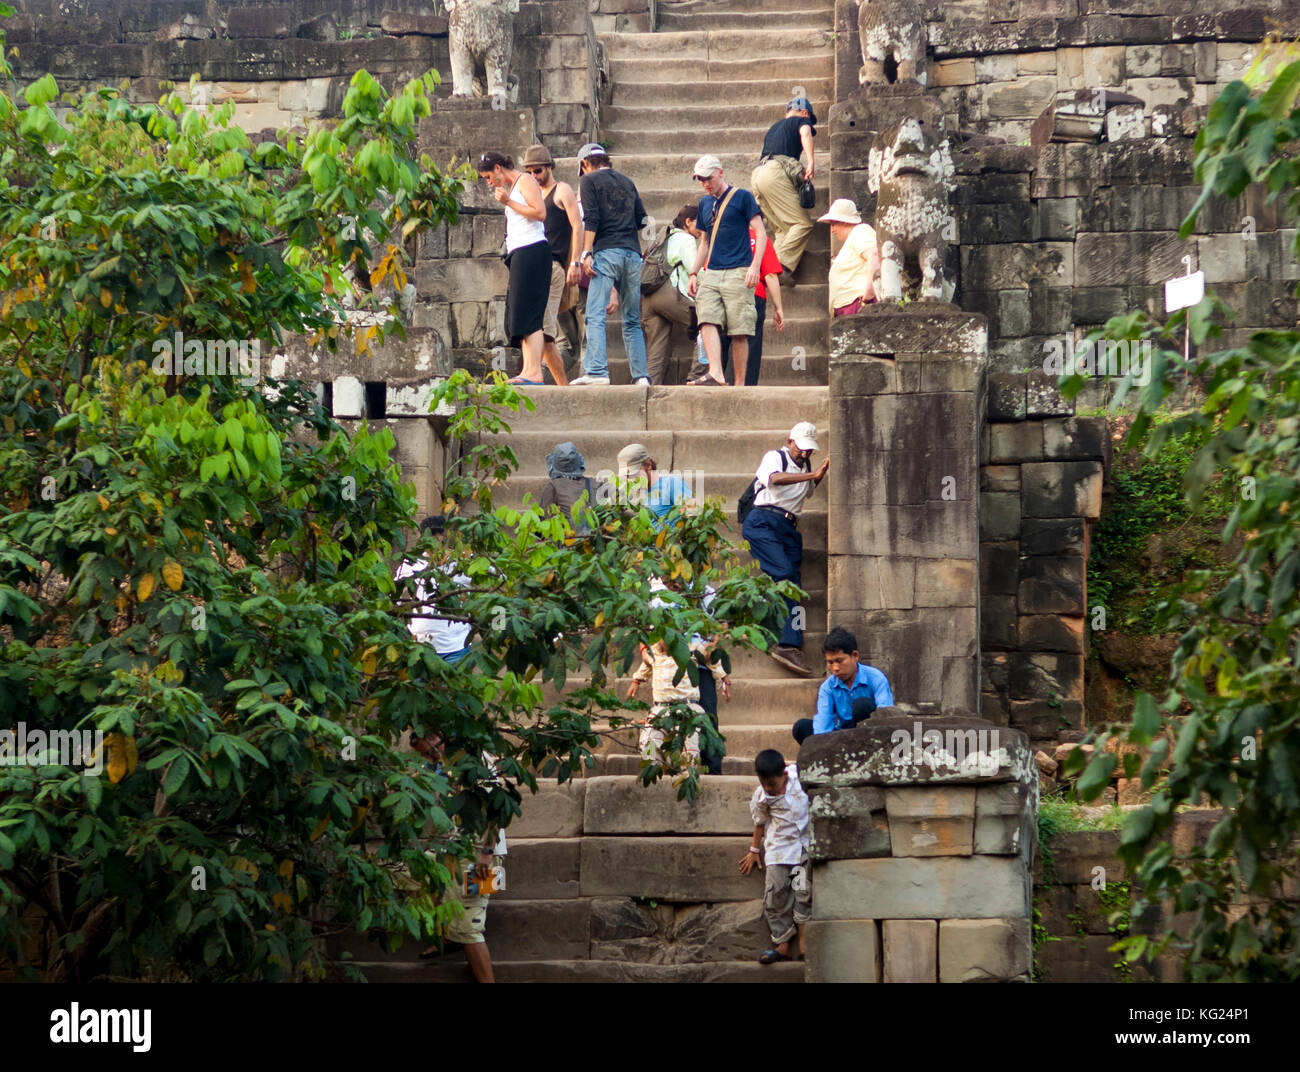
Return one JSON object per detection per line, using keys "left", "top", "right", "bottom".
{"left": 570, "top": 374, "right": 611, "bottom": 386}
{"left": 633, "top": 376, "right": 651, "bottom": 386}
{"left": 770, "top": 645, "right": 813, "bottom": 677}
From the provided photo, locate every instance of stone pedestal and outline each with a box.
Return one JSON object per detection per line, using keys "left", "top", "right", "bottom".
{"left": 801, "top": 713, "right": 1036, "bottom": 983}
{"left": 828, "top": 306, "right": 988, "bottom": 714}
{"left": 417, "top": 100, "right": 536, "bottom": 165}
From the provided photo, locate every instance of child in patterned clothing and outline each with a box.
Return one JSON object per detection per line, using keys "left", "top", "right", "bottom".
{"left": 739, "top": 748, "right": 811, "bottom": 964}
{"left": 625, "top": 635, "right": 730, "bottom": 765}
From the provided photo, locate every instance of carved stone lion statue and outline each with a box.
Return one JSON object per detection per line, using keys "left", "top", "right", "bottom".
{"left": 445, "top": 0, "right": 520, "bottom": 100}
{"left": 867, "top": 117, "right": 954, "bottom": 301}
{"left": 858, "top": 0, "right": 927, "bottom": 87}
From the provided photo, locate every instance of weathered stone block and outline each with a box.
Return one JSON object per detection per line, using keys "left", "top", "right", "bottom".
{"left": 511, "top": 779, "right": 586, "bottom": 838}
{"left": 1075, "top": 230, "right": 1188, "bottom": 286}
{"left": 938, "top": 917, "right": 1031, "bottom": 982}
{"left": 582, "top": 775, "right": 753, "bottom": 836}
{"left": 961, "top": 242, "right": 1073, "bottom": 289}
{"left": 883, "top": 919, "right": 937, "bottom": 983}
{"left": 800, "top": 717, "right": 1032, "bottom": 789}
{"left": 974, "top": 782, "right": 1035, "bottom": 855}
{"left": 1020, "top": 518, "right": 1084, "bottom": 557}
{"left": 980, "top": 492, "right": 1021, "bottom": 542}
{"left": 1022, "top": 460, "right": 1103, "bottom": 518}
{"left": 414, "top": 258, "right": 508, "bottom": 303}
{"left": 487, "top": 898, "right": 589, "bottom": 959}
{"left": 1046, "top": 830, "right": 1125, "bottom": 884}
{"left": 814, "top": 856, "right": 1031, "bottom": 920}
{"left": 805, "top": 920, "right": 881, "bottom": 983}
{"left": 1007, "top": 652, "right": 1085, "bottom": 703}
{"left": 379, "top": 12, "right": 449, "bottom": 36}
{"left": 829, "top": 307, "right": 988, "bottom": 365}
{"left": 987, "top": 374, "right": 1027, "bottom": 420}
{"left": 1042, "top": 416, "right": 1107, "bottom": 459}
{"left": 885, "top": 787, "right": 976, "bottom": 857}
{"left": 988, "top": 421, "right": 1044, "bottom": 464}
{"left": 828, "top": 556, "right": 916, "bottom": 611}
{"left": 981, "top": 594, "right": 1018, "bottom": 650}
{"left": 496, "top": 838, "right": 581, "bottom": 900}
{"left": 808, "top": 785, "right": 892, "bottom": 861}
{"left": 981, "top": 543, "right": 1020, "bottom": 597}
{"left": 1018, "top": 614, "right": 1085, "bottom": 653}
{"left": 227, "top": 6, "right": 291, "bottom": 39}
{"left": 579, "top": 837, "right": 764, "bottom": 901}
{"left": 981, "top": 466, "right": 1021, "bottom": 494}
{"left": 1018, "top": 555, "right": 1086, "bottom": 615}
{"left": 913, "top": 559, "right": 976, "bottom": 609}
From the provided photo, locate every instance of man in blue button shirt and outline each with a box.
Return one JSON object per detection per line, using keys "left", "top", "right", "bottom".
{"left": 618, "top": 442, "right": 690, "bottom": 531}
{"left": 792, "top": 626, "right": 894, "bottom": 745}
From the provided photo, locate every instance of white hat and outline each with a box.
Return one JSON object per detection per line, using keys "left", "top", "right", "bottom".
{"left": 817, "top": 198, "right": 862, "bottom": 225}
{"left": 692, "top": 154, "right": 723, "bottom": 179}
{"left": 789, "top": 421, "right": 819, "bottom": 451}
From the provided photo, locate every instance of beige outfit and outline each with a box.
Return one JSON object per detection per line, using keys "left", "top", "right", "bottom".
{"left": 752, "top": 155, "right": 814, "bottom": 272}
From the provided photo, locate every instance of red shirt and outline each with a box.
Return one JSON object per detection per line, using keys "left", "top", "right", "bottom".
{"left": 747, "top": 228, "right": 783, "bottom": 300}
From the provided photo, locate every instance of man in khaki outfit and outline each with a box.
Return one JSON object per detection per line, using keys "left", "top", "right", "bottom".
{"left": 751, "top": 97, "right": 817, "bottom": 277}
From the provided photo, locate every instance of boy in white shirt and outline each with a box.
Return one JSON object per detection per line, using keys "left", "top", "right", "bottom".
{"left": 739, "top": 748, "right": 811, "bottom": 964}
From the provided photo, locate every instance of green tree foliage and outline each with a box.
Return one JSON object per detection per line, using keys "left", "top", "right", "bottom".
{"left": 1059, "top": 51, "right": 1300, "bottom": 981}
{"left": 0, "top": 56, "right": 793, "bottom": 981}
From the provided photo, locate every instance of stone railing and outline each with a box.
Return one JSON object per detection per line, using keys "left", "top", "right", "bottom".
{"left": 801, "top": 712, "right": 1037, "bottom": 982}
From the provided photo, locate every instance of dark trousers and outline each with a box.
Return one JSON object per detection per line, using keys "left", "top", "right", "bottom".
{"left": 792, "top": 701, "right": 875, "bottom": 746}
{"left": 720, "top": 294, "right": 766, "bottom": 386}
{"left": 695, "top": 653, "right": 723, "bottom": 775}
{"left": 741, "top": 507, "right": 803, "bottom": 648}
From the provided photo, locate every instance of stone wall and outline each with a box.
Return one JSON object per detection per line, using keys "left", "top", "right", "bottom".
{"left": 1032, "top": 810, "right": 1300, "bottom": 982}
{"left": 829, "top": 0, "right": 1298, "bottom": 737}
{"left": 828, "top": 309, "right": 987, "bottom": 715}
{"left": 7, "top": 1, "right": 600, "bottom": 151}
{"left": 800, "top": 715, "right": 1038, "bottom": 982}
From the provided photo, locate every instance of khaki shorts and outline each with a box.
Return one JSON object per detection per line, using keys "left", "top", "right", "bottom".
{"left": 762, "top": 854, "right": 812, "bottom": 946}
{"left": 543, "top": 259, "right": 565, "bottom": 341}
{"left": 695, "top": 266, "right": 756, "bottom": 337}
{"left": 442, "top": 855, "right": 504, "bottom": 945}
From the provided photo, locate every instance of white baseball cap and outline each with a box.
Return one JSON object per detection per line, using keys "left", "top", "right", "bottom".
{"left": 789, "top": 421, "right": 819, "bottom": 451}
{"left": 692, "top": 154, "right": 723, "bottom": 180}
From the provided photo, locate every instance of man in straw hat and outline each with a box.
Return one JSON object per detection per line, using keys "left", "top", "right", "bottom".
{"left": 818, "top": 198, "right": 879, "bottom": 317}
{"left": 521, "top": 143, "right": 583, "bottom": 384}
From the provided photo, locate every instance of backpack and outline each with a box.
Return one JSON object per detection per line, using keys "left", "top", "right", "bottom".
{"left": 639, "top": 227, "right": 674, "bottom": 296}
{"left": 737, "top": 449, "right": 789, "bottom": 525}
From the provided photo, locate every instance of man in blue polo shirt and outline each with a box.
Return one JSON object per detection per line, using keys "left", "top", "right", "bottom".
{"left": 686, "top": 153, "right": 768, "bottom": 387}
{"left": 792, "top": 626, "right": 894, "bottom": 745}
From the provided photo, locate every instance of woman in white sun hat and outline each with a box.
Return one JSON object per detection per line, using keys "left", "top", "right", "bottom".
{"left": 818, "top": 198, "right": 879, "bottom": 317}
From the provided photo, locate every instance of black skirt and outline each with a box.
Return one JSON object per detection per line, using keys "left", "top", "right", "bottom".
{"left": 504, "top": 239, "right": 552, "bottom": 346}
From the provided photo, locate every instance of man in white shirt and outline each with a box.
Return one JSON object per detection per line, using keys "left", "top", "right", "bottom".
{"left": 395, "top": 516, "right": 473, "bottom": 664}
{"left": 740, "top": 422, "right": 829, "bottom": 677}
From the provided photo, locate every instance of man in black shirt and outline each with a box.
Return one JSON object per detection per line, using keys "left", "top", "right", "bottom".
{"left": 751, "top": 97, "right": 817, "bottom": 278}
{"left": 570, "top": 143, "right": 652, "bottom": 386}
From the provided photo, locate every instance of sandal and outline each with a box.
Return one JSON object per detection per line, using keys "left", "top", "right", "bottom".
{"left": 688, "top": 374, "right": 727, "bottom": 387}
{"left": 506, "top": 377, "right": 544, "bottom": 385}
{"left": 758, "top": 948, "right": 791, "bottom": 965}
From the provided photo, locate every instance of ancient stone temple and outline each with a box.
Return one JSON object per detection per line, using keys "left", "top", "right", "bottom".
{"left": 11, "top": 0, "right": 1296, "bottom": 980}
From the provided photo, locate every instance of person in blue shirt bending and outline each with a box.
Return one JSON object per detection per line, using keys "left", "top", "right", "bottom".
{"left": 617, "top": 442, "right": 691, "bottom": 531}
{"left": 792, "top": 626, "right": 894, "bottom": 745}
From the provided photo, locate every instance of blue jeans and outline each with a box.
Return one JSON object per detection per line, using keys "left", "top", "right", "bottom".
{"left": 441, "top": 645, "right": 472, "bottom": 664}
{"left": 742, "top": 507, "right": 804, "bottom": 648}
{"left": 584, "top": 247, "right": 649, "bottom": 380}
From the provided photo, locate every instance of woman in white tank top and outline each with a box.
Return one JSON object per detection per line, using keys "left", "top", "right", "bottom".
{"left": 478, "top": 152, "right": 551, "bottom": 385}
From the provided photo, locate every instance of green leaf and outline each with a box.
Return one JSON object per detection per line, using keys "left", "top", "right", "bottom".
{"left": 163, "top": 758, "right": 188, "bottom": 797}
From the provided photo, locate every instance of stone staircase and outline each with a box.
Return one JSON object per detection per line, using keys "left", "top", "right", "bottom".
{"left": 334, "top": 1, "right": 838, "bottom": 983}
{"left": 556, "top": 0, "right": 837, "bottom": 386}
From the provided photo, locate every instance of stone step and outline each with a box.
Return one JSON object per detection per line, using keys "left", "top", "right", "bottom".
{"left": 598, "top": 314, "right": 828, "bottom": 352}
{"left": 659, "top": 0, "right": 835, "bottom": 15}
{"left": 495, "top": 470, "right": 827, "bottom": 510}
{"left": 609, "top": 76, "right": 834, "bottom": 108}
{"left": 657, "top": 8, "right": 836, "bottom": 32}
{"left": 624, "top": 184, "right": 837, "bottom": 232}
{"left": 608, "top": 124, "right": 831, "bottom": 154}
{"left": 483, "top": 428, "right": 834, "bottom": 477}
{"left": 556, "top": 149, "right": 831, "bottom": 192}
{"left": 339, "top": 958, "right": 804, "bottom": 983}
{"left": 590, "top": 721, "right": 803, "bottom": 762}
{"left": 600, "top": 28, "right": 835, "bottom": 60}
{"left": 607, "top": 53, "right": 835, "bottom": 85}
{"left": 592, "top": 352, "right": 830, "bottom": 387}
{"left": 541, "top": 677, "right": 821, "bottom": 726}
{"left": 484, "top": 384, "right": 828, "bottom": 435}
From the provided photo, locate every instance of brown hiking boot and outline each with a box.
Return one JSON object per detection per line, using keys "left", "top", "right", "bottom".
{"left": 770, "top": 645, "right": 813, "bottom": 677}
